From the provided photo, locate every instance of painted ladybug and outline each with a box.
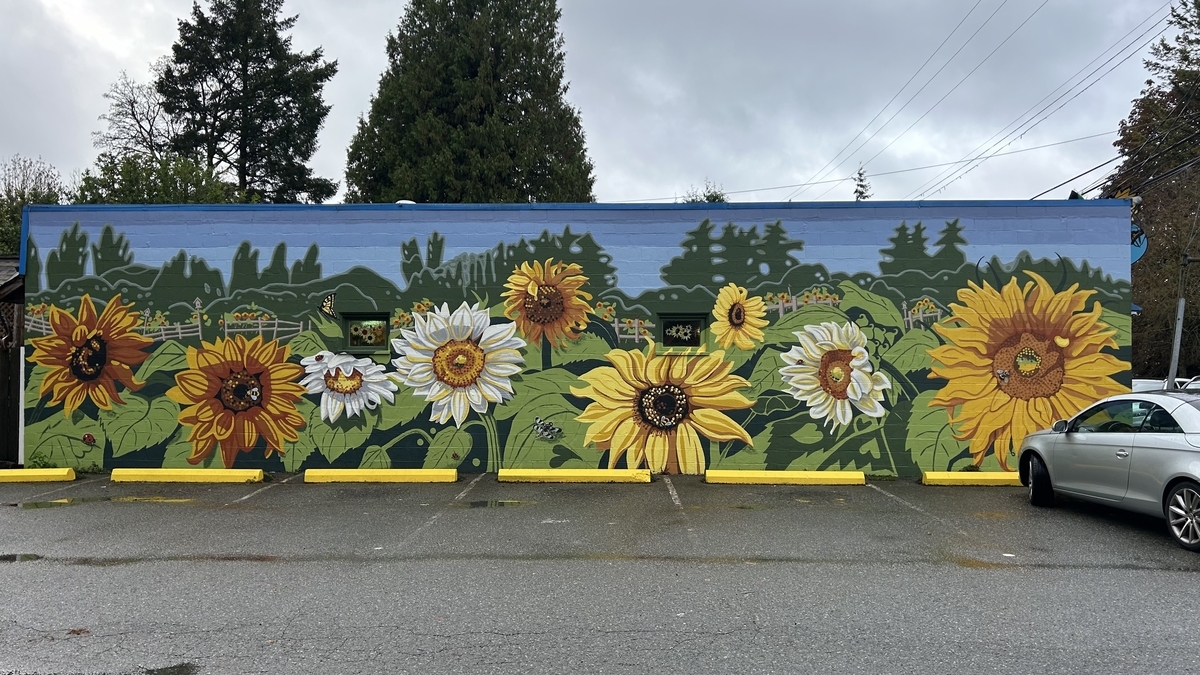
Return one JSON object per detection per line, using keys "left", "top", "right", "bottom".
{"left": 82, "top": 433, "right": 96, "bottom": 446}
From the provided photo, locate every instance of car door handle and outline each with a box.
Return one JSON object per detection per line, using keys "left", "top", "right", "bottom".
{"left": 1116, "top": 450, "right": 1129, "bottom": 458}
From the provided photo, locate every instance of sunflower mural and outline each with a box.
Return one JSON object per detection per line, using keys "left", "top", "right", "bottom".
{"left": 19, "top": 212, "right": 1130, "bottom": 475}
{"left": 28, "top": 294, "right": 152, "bottom": 415}
{"left": 167, "top": 335, "right": 307, "bottom": 468}
{"left": 927, "top": 272, "right": 1129, "bottom": 470}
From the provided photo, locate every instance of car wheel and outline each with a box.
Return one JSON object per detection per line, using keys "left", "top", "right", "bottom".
{"left": 1028, "top": 454, "right": 1054, "bottom": 507}
{"left": 1166, "top": 481, "right": 1200, "bottom": 552}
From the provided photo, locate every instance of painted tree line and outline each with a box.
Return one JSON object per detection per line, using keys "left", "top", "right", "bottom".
{"left": 1, "top": 0, "right": 593, "bottom": 256}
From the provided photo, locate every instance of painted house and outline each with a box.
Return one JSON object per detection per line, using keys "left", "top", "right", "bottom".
{"left": 18, "top": 201, "right": 1132, "bottom": 477}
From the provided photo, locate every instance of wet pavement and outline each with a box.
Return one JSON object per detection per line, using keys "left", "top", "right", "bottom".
{"left": 2, "top": 473, "right": 1198, "bottom": 674}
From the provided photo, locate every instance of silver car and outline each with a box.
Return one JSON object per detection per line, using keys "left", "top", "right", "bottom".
{"left": 1018, "top": 391, "right": 1200, "bottom": 551}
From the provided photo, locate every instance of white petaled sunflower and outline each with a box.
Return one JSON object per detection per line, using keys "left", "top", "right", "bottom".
{"left": 779, "top": 321, "right": 891, "bottom": 428}
{"left": 300, "top": 351, "right": 399, "bottom": 423}
{"left": 391, "top": 302, "right": 526, "bottom": 427}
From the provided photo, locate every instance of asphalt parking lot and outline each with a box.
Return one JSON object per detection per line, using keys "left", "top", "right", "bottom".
{"left": 2, "top": 473, "right": 1199, "bottom": 675}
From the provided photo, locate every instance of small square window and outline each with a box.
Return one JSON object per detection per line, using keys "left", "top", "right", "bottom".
{"left": 660, "top": 314, "right": 706, "bottom": 347}
{"left": 344, "top": 314, "right": 389, "bottom": 354}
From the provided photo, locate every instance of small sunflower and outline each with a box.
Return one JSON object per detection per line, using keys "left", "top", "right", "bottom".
{"left": 710, "top": 283, "right": 769, "bottom": 350}
{"left": 928, "top": 272, "right": 1128, "bottom": 470}
{"left": 167, "top": 335, "right": 306, "bottom": 468}
{"left": 28, "top": 294, "right": 153, "bottom": 416}
{"left": 502, "top": 258, "right": 592, "bottom": 348}
{"left": 779, "top": 321, "right": 891, "bottom": 428}
{"left": 391, "top": 302, "right": 526, "bottom": 427}
{"left": 572, "top": 343, "right": 754, "bottom": 475}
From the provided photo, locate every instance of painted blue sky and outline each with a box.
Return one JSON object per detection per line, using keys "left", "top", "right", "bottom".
{"left": 24, "top": 202, "right": 1131, "bottom": 296}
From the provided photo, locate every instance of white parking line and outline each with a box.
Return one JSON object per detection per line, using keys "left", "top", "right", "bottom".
{"left": 12, "top": 477, "right": 94, "bottom": 502}
{"left": 662, "top": 476, "right": 699, "bottom": 540}
{"left": 387, "top": 473, "right": 487, "bottom": 552}
{"left": 224, "top": 474, "right": 302, "bottom": 506}
{"left": 867, "top": 483, "right": 971, "bottom": 538}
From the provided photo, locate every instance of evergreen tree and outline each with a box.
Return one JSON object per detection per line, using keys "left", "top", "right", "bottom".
{"left": 345, "top": 0, "right": 595, "bottom": 203}
{"left": 1104, "top": 0, "right": 1200, "bottom": 376}
{"left": 853, "top": 166, "right": 872, "bottom": 201}
{"left": 932, "top": 218, "right": 967, "bottom": 271}
{"left": 74, "top": 152, "right": 230, "bottom": 204}
{"left": 681, "top": 179, "right": 727, "bottom": 203}
{"left": 156, "top": 0, "right": 338, "bottom": 203}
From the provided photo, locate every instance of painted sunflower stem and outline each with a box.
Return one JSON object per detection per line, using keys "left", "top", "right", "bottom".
{"left": 542, "top": 334, "right": 552, "bottom": 371}
{"left": 377, "top": 427, "right": 435, "bottom": 454}
{"left": 877, "top": 429, "right": 899, "bottom": 477}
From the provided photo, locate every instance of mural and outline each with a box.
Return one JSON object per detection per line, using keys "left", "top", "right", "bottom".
{"left": 20, "top": 204, "right": 1132, "bottom": 476}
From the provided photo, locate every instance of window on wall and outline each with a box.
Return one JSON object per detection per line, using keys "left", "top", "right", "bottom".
{"left": 659, "top": 314, "right": 707, "bottom": 347}
{"left": 344, "top": 314, "right": 389, "bottom": 354}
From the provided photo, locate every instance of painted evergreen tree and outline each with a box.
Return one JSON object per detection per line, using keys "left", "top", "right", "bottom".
{"left": 90, "top": 225, "right": 133, "bottom": 277}
{"left": 753, "top": 220, "right": 805, "bottom": 281}
{"left": 229, "top": 242, "right": 261, "bottom": 295}
{"left": 156, "top": 0, "right": 339, "bottom": 203}
{"left": 260, "top": 243, "right": 290, "bottom": 287}
{"left": 661, "top": 219, "right": 719, "bottom": 287}
{"left": 932, "top": 218, "right": 967, "bottom": 271}
{"left": 345, "top": 0, "right": 595, "bottom": 203}
{"left": 878, "top": 223, "right": 910, "bottom": 276}
{"left": 45, "top": 224, "right": 89, "bottom": 291}
{"left": 290, "top": 244, "right": 322, "bottom": 285}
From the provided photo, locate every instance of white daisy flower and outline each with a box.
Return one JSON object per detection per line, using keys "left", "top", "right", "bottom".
{"left": 779, "top": 321, "right": 891, "bottom": 428}
{"left": 391, "top": 301, "right": 526, "bottom": 428}
{"left": 300, "top": 351, "right": 398, "bottom": 423}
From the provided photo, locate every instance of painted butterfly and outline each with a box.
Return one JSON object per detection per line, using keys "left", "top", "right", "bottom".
{"left": 532, "top": 417, "right": 561, "bottom": 441}
{"left": 318, "top": 292, "right": 338, "bottom": 319}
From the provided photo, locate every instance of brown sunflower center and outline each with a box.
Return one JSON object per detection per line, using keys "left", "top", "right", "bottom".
{"left": 217, "top": 370, "right": 263, "bottom": 413}
{"left": 728, "top": 302, "right": 746, "bottom": 328}
{"left": 323, "top": 369, "right": 364, "bottom": 395}
{"left": 432, "top": 339, "right": 485, "bottom": 388}
{"left": 818, "top": 349, "right": 855, "bottom": 400}
{"left": 637, "top": 384, "right": 690, "bottom": 431}
{"left": 524, "top": 284, "right": 565, "bottom": 325}
{"left": 993, "top": 332, "right": 1064, "bottom": 400}
{"left": 68, "top": 334, "right": 107, "bottom": 382}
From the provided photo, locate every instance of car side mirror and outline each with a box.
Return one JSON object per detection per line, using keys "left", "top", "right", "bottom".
{"left": 1052, "top": 420, "right": 1069, "bottom": 433}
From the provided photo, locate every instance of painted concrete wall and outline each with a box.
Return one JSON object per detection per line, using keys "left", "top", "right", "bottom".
{"left": 19, "top": 201, "right": 1131, "bottom": 476}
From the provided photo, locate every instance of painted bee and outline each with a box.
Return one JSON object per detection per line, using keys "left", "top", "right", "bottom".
{"left": 532, "top": 417, "right": 561, "bottom": 441}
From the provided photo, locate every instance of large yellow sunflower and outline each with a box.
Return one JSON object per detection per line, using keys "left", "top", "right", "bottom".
{"left": 167, "top": 335, "right": 306, "bottom": 468}
{"left": 28, "top": 293, "right": 152, "bottom": 416}
{"left": 928, "top": 272, "right": 1128, "bottom": 470}
{"left": 502, "top": 258, "right": 592, "bottom": 348}
{"left": 572, "top": 343, "right": 754, "bottom": 475}
{"left": 711, "top": 283, "right": 769, "bottom": 350}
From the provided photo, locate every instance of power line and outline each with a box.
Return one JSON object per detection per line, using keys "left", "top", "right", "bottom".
{"left": 1030, "top": 155, "right": 1122, "bottom": 199}
{"left": 909, "top": 2, "right": 1173, "bottom": 200}
{"left": 782, "top": 0, "right": 999, "bottom": 201}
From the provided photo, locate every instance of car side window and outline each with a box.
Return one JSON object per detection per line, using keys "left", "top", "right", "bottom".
{"left": 1073, "top": 400, "right": 1137, "bottom": 433}
{"left": 1137, "top": 403, "right": 1183, "bottom": 433}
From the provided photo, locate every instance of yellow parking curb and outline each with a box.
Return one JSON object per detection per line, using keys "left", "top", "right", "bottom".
{"left": 110, "top": 468, "right": 264, "bottom": 483}
{"left": 498, "top": 468, "right": 650, "bottom": 483}
{"left": 922, "top": 471, "right": 1021, "bottom": 486}
{"left": 705, "top": 470, "right": 866, "bottom": 485}
{"left": 0, "top": 468, "right": 76, "bottom": 483}
{"left": 304, "top": 469, "right": 458, "bottom": 483}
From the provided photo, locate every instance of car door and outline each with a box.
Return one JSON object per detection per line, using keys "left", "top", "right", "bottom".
{"left": 1127, "top": 403, "right": 1194, "bottom": 515}
{"left": 1054, "top": 400, "right": 1136, "bottom": 501}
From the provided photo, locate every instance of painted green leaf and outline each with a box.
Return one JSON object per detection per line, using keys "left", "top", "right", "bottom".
{"left": 286, "top": 331, "right": 329, "bottom": 360}
{"left": 881, "top": 328, "right": 940, "bottom": 373}
{"left": 281, "top": 443, "right": 316, "bottom": 472}
{"left": 281, "top": 397, "right": 319, "bottom": 470}
{"left": 24, "top": 409, "right": 105, "bottom": 468}
{"left": 747, "top": 350, "right": 788, "bottom": 397}
{"left": 313, "top": 316, "right": 344, "bottom": 339}
{"left": 307, "top": 398, "right": 374, "bottom": 464}
{"left": 548, "top": 331, "right": 612, "bottom": 366}
{"left": 374, "top": 385, "right": 432, "bottom": 432}
{"left": 503, "top": 394, "right": 591, "bottom": 469}
{"left": 359, "top": 444, "right": 392, "bottom": 469}
{"left": 161, "top": 428, "right": 217, "bottom": 468}
{"left": 837, "top": 280, "right": 905, "bottom": 330}
{"left": 1100, "top": 307, "right": 1131, "bottom": 346}
{"left": 905, "top": 390, "right": 968, "bottom": 472}
{"left": 548, "top": 444, "right": 591, "bottom": 469}
{"left": 751, "top": 393, "right": 798, "bottom": 417}
{"left": 702, "top": 329, "right": 759, "bottom": 372}
{"left": 761, "top": 303, "right": 850, "bottom": 345}
{"left": 23, "top": 365, "right": 49, "bottom": 409}
{"left": 423, "top": 427, "right": 472, "bottom": 469}
{"left": 135, "top": 340, "right": 189, "bottom": 382}
{"left": 495, "top": 368, "right": 581, "bottom": 421}
{"left": 99, "top": 394, "right": 180, "bottom": 457}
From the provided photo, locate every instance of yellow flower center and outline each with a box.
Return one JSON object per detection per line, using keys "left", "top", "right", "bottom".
{"left": 523, "top": 284, "right": 565, "bottom": 325}
{"left": 323, "top": 369, "right": 364, "bottom": 395}
{"left": 217, "top": 369, "right": 263, "bottom": 413}
{"left": 993, "top": 332, "right": 1064, "bottom": 400}
{"left": 818, "top": 349, "right": 855, "bottom": 400}
{"left": 637, "top": 384, "right": 690, "bottom": 431}
{"left": 432, "top": 339, "right": 486, "bottom": 388}
{"left": 728, "top": 302, "right": 746, "bottom": 328}
{"left": 68, "top": 333, "right": 107, "bottom": 382}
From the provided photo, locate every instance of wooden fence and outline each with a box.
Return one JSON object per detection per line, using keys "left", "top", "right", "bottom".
{"left": 611, "top": 317, "right": 656, "bottom": 343}
{"left": 766, "top": 293, "right": 840, "bottom": 317}
{"left": 902, "top": 300, "right": 943, "bottom": 330}
{"left": 25, "top": 313, "right": 310, "bottom": 344}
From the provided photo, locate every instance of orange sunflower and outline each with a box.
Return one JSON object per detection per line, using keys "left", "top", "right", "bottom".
{"left": 502, "top": 258, "right": 592, "bottom": 348}
{"left": 928, "top": 272, "right": 1129, "bottom": 470}
{"left": 167, "top": 335, "right": 306, "bottom": 468}
{"left": 572, "top": 342, "right": 754, "bottom": 475}
{"left": 28, "top": 293, "right": 152, "bottom": 416}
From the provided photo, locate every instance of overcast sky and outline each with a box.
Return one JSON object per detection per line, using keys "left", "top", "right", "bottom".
{"left": 0, "top": 0, "right": 1174, "bottom": 203}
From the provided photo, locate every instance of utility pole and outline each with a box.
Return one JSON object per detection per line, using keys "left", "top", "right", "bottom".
{"left": 1167, "top": 255, "right": 1200, "bottom": 387}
